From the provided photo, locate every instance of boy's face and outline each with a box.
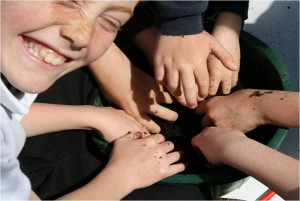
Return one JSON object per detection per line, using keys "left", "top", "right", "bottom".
{"left": 1, "top": 1, "right": 137, "bottom": 93}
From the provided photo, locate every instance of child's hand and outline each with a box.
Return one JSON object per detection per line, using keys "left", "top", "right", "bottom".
{"left": 191, "top": 127, "right": 246, "bottom": 165}
{"left": 101, "top": 65, "right": 178, "bottom": 134}
{"left": 207, "top": 12, "right": 242, "bottom": 96}
{"left": 153, "top": 31, "right": 238, "bottom": 109}
{"left": 107, "top": 132, "right": 186, "bottom": 189}
{"left": 89, "top": 44, "right": 178, "bottom": 134}
{"left": 196, "top": 90, "right": 263, "bottom": 133}
{"left": 90, "top": 107, "right": 149, "bottom": 143}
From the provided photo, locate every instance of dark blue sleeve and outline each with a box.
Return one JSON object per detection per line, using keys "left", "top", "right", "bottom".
{"left": 205, "top": 1, "right": 249, "bottom": 20}
{"left": 122, "top": 1, "right": 209, "bottom": 37}
{"left": 146, "top": 1, "right": 209, "bottom": 35}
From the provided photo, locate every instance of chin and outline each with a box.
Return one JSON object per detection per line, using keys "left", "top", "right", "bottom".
{"left": 11, "top": 79, "right": 54, "bottom": 95}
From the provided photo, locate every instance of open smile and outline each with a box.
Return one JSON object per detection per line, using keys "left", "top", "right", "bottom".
{"left": 23, "top": 36, "right": 70, "bottom": 66}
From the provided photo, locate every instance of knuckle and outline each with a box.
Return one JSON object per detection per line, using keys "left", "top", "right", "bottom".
{"left": 145, "top": 137, "right": 157, "bottom": 145}
{"left": 158, "top": 167, "right": 168, "bottom": 176}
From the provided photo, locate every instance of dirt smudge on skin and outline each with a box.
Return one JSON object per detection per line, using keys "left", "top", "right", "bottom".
{"left": 249, "top": 90, "right": 274, "bottom": 98}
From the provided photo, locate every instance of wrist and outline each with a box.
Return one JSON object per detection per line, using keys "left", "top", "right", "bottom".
{"left": 221, "top": 134, "right": 249, "bottom": 165}
{"left": 214, "top": 12, "right": 242, "bottom": 34}
{"left": 236, "top": 89, "right": 267, "bottom": 128}
{"left": 104, "top": 161, "right": 136, "bottom": 194}
{"left": 81, "top": 105, "right": 106, "bottom": 131}
{"left": 244, "top": 89, "right": 272, "bottom": 126}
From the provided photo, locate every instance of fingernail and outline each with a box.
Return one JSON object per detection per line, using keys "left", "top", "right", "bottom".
{"left": 232, "top": 62, "right": 238, "bottom": 70}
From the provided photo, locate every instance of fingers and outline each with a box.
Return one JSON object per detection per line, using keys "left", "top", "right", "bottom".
{"left": 232, "top": 72, "right": 239, "bottom": 87}
{"left": 180, "top": 68, "right": 198, "bottom": 108}
{"left": 166, "top": 68, "right": 181, "bottom": 96}
{"left": 167, "top": 162, "right": 187, "bottom": 176}
{"left": 196, "top": 101, "right": 214, "bottom": 127}
{"left": 138, "top": 115, "right": 161, "bottom": 133}
{"left": 210, "top": 37, "right": 238, "bottom": 72}
{"left": 161, "top": 141, "right": 175, "bottom": 153}
{"left": 209, "top": 76, "right": 221, "bottom": 96}
{"left": 165, "top": 151, "right": 187, "bottom": 176}
{"left": 166, "top": 150, "right": 184, "bottom": 163}
{"left": 221, "top": 79, "right": 231, "bottom": 95}
{"left": 123, "top": 131, "right": 150, "bottom": 140}
{"left": 154, "top": 64, "right": 166, "bottom": 85}
{"left": 149, "top": 104, "right": 178, "bottom": 122}
{"left": 155, "top": 90, "right": 173, "bottom": 104}
{"left": 194, "top": 64, "right": 209, "bottom": 99}
{"left": 147, "top": 133, "right": 165, "bottom": 144}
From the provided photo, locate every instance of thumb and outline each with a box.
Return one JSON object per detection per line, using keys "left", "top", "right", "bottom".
{"left": 210, "top": 39, "right": 238, "bottom": 71}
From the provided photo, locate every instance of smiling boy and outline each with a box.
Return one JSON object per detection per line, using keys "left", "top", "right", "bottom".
{"left": 1, "top": 1, "right": 185, "bottom": 200}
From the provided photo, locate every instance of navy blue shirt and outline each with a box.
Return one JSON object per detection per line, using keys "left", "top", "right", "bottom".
{"left": 122, "top": 1, "right": 249, "bottom": 37}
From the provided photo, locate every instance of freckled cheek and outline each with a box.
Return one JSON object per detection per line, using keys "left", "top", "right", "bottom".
{"left": 86, "top": 32, "right": 116, "bottom": 63}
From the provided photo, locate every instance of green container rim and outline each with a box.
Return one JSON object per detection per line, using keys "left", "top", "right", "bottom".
{"left": 161, "top": 31, "right": 294, "bottom": 185}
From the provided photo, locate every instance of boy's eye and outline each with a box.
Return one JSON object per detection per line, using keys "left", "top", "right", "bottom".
{"left": 98, "top": 15, "right": 121, "bottom": 33}
{"left": 55, "top": 0, "right": 80, "bottom": 8}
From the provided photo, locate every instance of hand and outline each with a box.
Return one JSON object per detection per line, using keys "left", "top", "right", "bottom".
{"left": 112, "top": 65, "right": 178, "bottom": 133}
{"left": 89, "top": 106, "right": 149, "bottom": 143}
{"left": 89, "top": 43, "right": 178, "bottom": 134}
{"left": 107, "top": 132, "right": 186, "bottom": 189}
{"left": 191, "top": 127, "right": 246, "bottom": 165}
{"left": 196, "top": 90, "right": 264, "bottom": 132}
{"left": 207, "top": 12, "right": 243, "bottom": 96}
{"left": 153, "top": 31, "right": 238, "bottom": 109}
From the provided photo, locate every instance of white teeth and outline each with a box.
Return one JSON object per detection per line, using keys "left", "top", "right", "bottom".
{"left": 25, "top": 39, "right": 66, "bottom": 66}
{"left": 51, "top": 58, "right": 65, "bottom": 65}
{"left": 33, "top": 46, "right": 39, "bottom": 52}
{"left": 28, "top": 42, "right": 34, "bottom": 48}
{"left": 33, "top": 52, "right": 39, "bottom": 57}
{"left": 43, "top": 54, "right": 54, "bottom": 63}
{"left": 39, "top": 49, "right": 47, "bottom": 57}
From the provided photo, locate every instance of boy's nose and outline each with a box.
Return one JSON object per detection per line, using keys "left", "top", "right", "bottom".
{"left": 60, "top": 21, "right": 94, "bottom": 49}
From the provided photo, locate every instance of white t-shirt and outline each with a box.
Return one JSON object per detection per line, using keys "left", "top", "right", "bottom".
{"left": 1, "top": 79, "right": 37, "bottom": 200}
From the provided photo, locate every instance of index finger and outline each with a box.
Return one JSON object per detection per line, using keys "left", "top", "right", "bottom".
{"left": 149, "top": 104, "right": 178, "bottom": 122}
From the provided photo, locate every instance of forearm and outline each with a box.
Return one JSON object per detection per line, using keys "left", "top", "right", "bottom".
{"left": 57, "top": 165, "right": 133, "bottom": 200}
{"left": 222, "top": 137, "right": 299, "bottom": 200}
{"left": 21, "top": 103, "right": 97, "bottom": 137}
{"left": 132, "top": 26, "right": 157, "bottom": 66}
{"left": 89, "top": 43, "right": 132, "bottom": 98}
{"left": 213, "top": 12, "right": 243, "bottom": 37}
{"left": 250, "top": 90, "right": 299, "bottom": 127}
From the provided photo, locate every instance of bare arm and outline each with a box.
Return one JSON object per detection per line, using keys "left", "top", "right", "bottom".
{"left": 192, "top": 127, "right": 299, "bottom": 200}
{"left": 30, "top": 132, "right": 185, "bottom": 200}
{"left": 58, "top": 132, "right": 185, "bottom": 200}
{"left": 197, "top": 89, "right": 299, "bottom": 132}
{"left": 21, "top": 103, "right": 146, "bottom": 142}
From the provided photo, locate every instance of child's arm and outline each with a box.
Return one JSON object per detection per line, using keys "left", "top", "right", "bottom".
{"left": 191, "top": 127, "right": 299, "bottom": 200}
{"left": 196, "top": 89, "right": 299, "bottom": 132}
{"left": 21, "top": 103, "right": 147, "bottom": 143}
{"left": 88, "top": 43, "right": 178, "bottom": 133}
{"left": 57, "top": 132, "right": 185, "bottom": 200}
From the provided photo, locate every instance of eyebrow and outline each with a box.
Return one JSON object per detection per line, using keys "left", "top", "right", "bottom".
{"left": 106, "top": 5, "right": 134, "bottom": 17}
